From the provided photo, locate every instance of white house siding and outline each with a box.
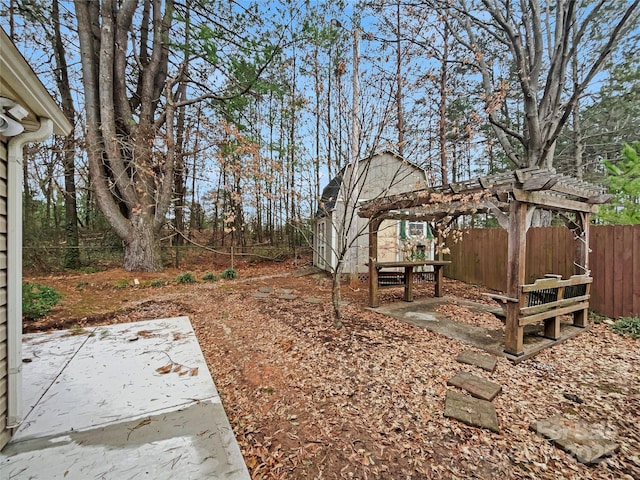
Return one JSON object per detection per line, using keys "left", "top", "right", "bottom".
{"left": 0, "top": 140, "right": 8, "bottom": 449}
{"left": 1, "top": 27, "right": 71, "bottom": 450}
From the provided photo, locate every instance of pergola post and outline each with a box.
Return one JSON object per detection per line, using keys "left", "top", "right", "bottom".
{"left": 437, "top": 230, "right": 444, "bottom": 261}
{"left": 504, "top": 200, "right": 527, "bottom": 356}
{"left": 573, "top": 212, "right": 590, "bottom": 327}
{"left": 368, "top": 217, "right": 383, "bottom": 308}
{"left": 574, "top": 212, "right": 590, "bottom": 275}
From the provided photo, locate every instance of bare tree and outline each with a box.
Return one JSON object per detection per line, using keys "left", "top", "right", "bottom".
{"left": 74, "top": 0, "right": 174, "bottom": 271}
{"left": 74, "top": 0, "right": 280, "bottom": 270}
{"left": 436, "top": 0, "right": 640, "bottom": 169}
{"left": 52, "top": 0, "right": 80, "bottom": 268}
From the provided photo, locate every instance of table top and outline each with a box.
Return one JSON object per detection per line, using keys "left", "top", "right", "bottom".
{"left": 372, "top": 260, "right": 451, "bottom": 267}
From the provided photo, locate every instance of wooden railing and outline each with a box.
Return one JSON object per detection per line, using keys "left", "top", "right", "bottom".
{"left": 485, "top": 274, "right": 592, "bottom": 355}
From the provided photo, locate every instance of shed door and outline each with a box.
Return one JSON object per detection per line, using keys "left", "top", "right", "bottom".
{"left": 317, "top": 219, "right": 326, "bottom": 269}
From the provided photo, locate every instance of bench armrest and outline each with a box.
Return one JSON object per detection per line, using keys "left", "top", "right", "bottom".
{"left": 483, "top": 293, "right": 518, "bottom": 304}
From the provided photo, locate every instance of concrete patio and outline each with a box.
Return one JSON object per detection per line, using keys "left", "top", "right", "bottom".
{"left": 0, "top": 316, "right": 250, "bottom": 479}
{"left": 373, "top": 296, "right": 586, "bottom": 363}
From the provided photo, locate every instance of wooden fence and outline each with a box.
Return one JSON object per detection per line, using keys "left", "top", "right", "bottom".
{"left": 445, "top": 224, "right": 640, "bottom": 318}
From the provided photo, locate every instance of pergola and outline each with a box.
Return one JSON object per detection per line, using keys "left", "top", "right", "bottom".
{"left": 358, "top": 167, "right": 611, "bottom": 355}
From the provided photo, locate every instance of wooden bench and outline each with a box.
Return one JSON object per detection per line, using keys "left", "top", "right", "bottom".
{"left": 368, "top": 259, "right": 451, "bottom": 308}
{"left": 485, "top": 274, "right": 592, "bottom": 349}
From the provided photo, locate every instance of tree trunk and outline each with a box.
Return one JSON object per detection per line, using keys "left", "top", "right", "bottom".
{"left": 314, "top": 45, "right": 321, "bottom": 209}
{"left": 189, "top": 146, "right": 198, "bottom": 238}
{"left": 173, "top": 96, "right": 187, "bottom": 246}
{"left": 331, "top": 263, "right": 344, "bottom": 328}
{"left": 438, "top": 23, "right": 449, "bottom": 184}
{"left": 395, "top": 0, "right": 405, "bottom": 157}
{"left": 52, "top": 0, "right": 81, "bottom": 268}
{"left": 288, "top": 51, "right": 297, "bottom": 250}
{"left": 174, "top": 150, "right": 186, "bottom": 245}
{"left": 571, "top": 25, "right": 584, "bottom": 180}
{"left": 122, "top": 216, "right": 163, "bottom": 271}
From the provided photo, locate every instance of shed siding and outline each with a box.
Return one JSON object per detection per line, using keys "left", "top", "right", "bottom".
{"left": 314, "top": 152, "right": 430, "bottom": 274}
{"left": 352, "top": 153, "right": 428, "bottom": 273}
{"left": 0, "top": 141, "right": 8, "bottom": 449}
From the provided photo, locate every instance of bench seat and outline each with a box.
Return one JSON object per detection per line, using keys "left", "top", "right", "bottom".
{"left": 485, "top": 274, "right": 592, "bottom": 355}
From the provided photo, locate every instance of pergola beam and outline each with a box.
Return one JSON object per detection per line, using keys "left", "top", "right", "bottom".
{"left": 512, "top": 189, "right": 600, "bottom": 213}
{"left": 358, "top": 168, "right": 608, "bottom": 221}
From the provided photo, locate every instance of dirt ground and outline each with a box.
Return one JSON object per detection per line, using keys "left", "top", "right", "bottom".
{"left": 25, "top": 256, "right": 640, "bottom": 479}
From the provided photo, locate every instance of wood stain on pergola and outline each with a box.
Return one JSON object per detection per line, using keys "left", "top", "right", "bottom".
{"left": 358, "top": 167, "right": 611, "bottom": 356}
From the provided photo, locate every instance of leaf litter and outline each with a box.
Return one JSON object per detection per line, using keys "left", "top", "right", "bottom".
{"left": 26, "top": 261, "right": 640, "bottom": 479}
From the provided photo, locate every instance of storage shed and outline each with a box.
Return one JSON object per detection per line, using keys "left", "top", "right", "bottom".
{"left": 314, "top": 151, "right": 433, "bottom": 276}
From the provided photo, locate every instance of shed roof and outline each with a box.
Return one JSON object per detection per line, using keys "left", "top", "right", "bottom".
{"left": 315, "top": 151, "right": 427, "bottom": 218}
{"left": 316, "top": 169, "right": 343, "bottom": 218}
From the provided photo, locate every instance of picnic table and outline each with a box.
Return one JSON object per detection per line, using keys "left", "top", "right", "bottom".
{"left": 368, "top": 259, "right": 451, "bottom": 308}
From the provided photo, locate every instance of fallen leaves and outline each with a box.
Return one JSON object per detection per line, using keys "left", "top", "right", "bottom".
{"left": 155, "top": 362, "right": 199, "bottom": 376}
{"left": 152, "top": 350, "right": 200, "bottom": 377}
{"left": 156, "top": 363, "right": 173, "bottom": 374}
{"left": 193, "top": 275, "right": 639, "bottom": 479}
{"left": 27, "top": 262, "right": 640, "bottom": 479}
{"left": 127, "top": 417, "right": 152, "bottom": 440}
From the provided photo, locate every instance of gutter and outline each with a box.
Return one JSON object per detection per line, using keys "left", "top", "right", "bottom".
{"left": 6, "top": 117, "right": 54, "bottom": 429}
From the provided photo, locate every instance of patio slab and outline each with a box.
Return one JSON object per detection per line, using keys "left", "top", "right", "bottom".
{"left": 530, "top": 415, "right": 619, "bottom": 464}
{"left": 373, "top": 296, "right": 586, "bottom": 363}
{"left": 0, "top": 316, "right": 250, "bottom": 479}
{"left": 456, "top": 350, "right": 498, "bottom": 372}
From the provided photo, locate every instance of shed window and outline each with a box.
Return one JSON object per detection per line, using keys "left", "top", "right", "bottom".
{"left": 408, "top": 222, "right": 424, "bottom": 237}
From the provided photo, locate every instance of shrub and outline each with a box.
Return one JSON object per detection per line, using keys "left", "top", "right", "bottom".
{"left": 149, "top": 279, "right": 168, "bottom": 287}
{"left": 69, "top": 325, "right": 89, "bottom": 336}
{"left": 176, "top": 272, "right": 196, "bottom": 284}
{"left": 78, "top": 266, "right": 103, "bottom": 274}
{"left": 611, "top": 316, "right": 640, "bottom": 339}
{"left": 22, "top": 283, "right": 62, "bottom": 320}
{"left": 202, "top": 271, "right": 219, "bottom": 282}
{"left": 113, "top": 279, "right": 130, "bottom": 289}
{"left": 221, "top": 268, "right": 239, "bottom": 280}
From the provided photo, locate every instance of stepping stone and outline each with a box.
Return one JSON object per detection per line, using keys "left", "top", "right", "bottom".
{"left": 252, "top": 292, "right": 271, "bottom": 299}
{"left": 304, "top": 297, "right": 323, "bottom": 304}
{"left": 447, "top": 371, "right": 502, "bottom": 401}
{"left": 456, "top": 350, "right": 497, "bottom": 372}
{"left": 278, "top": 294, "right": 298, "bottom": 300}
{"left": 276, "top": 288, "right": 293, "bottom": 295}
{"left": 530, "top": 416, "right": 619, "bottom": 464}
{"left": 444, "top": 390, "right": 500, "bottom": 433}
{"left": 258, "top": 287, "right": 274, "bottom": 293}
